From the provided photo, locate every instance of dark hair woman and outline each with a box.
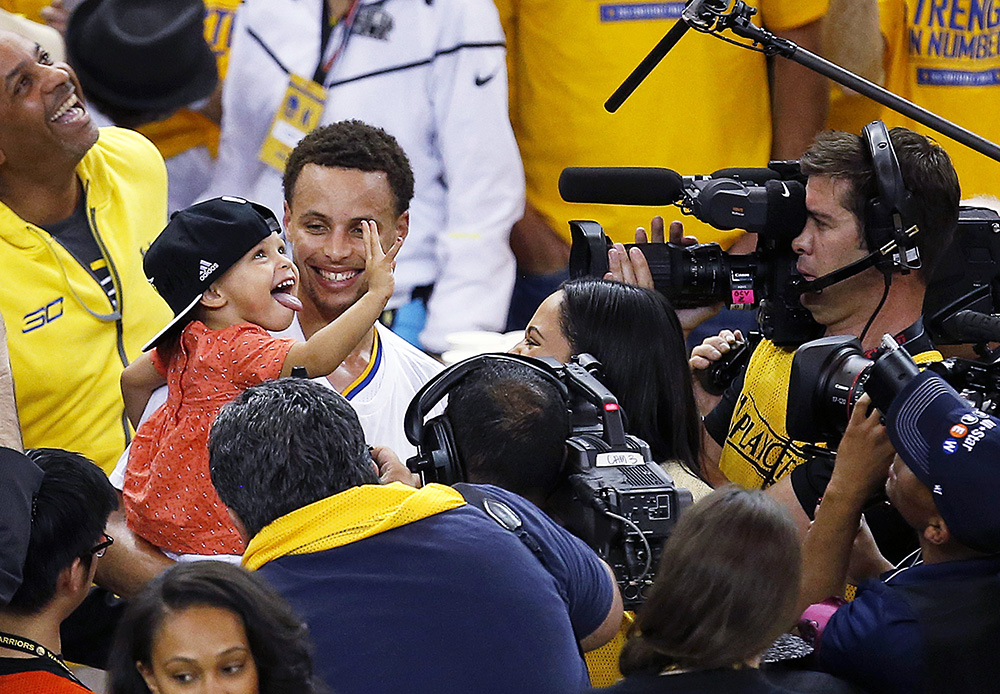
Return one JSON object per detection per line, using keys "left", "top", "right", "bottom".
{"left": 512, "top": 278, "right": 708, "bottom": 497}
{"left": 107, "top": 561, "right": 324, "bottom": 694}
{"left": 603, "top": 487, "right": 862, "bottom": 693}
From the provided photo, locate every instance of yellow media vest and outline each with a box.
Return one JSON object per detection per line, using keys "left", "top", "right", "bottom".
{"left": 719, "top": 338, "right": 942, "bottom": 489}
{"left": 0, "top": 127, "right": 171, "bottom": 474}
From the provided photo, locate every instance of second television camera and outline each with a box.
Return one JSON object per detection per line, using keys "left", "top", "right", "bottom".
{"left": 562, "top": 163, "right": 822, "bottom": 346}
{"left": 788, "top": 334, "right": 1000, "bottom": 444}
{"left": 548, "top": 355, "right": 694, "bottom": 607}
{"left": 404, "top": 353, "right": 692, "bottom": 609}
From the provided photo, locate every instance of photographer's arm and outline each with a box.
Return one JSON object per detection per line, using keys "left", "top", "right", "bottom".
{"left": 770, "top": 21, "right": 828, "bottom": 160}
{"left": 798, "top": 395, "right": 894, "bottom": 613}
{"left": 698, "top": 389, "right": 734, "bottom": 488}
{"left": 579, "top": 560, "right": 625, "bottom": 652}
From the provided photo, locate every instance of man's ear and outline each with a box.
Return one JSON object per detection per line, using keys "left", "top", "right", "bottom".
{"left": 395, "top": 210, "right": 409, "bottom": 244}
{"left": 226, "top": 507, "right": 250, "bottom": 544}
{"left": 200, "top": 285, "right": 227, "bottom": 309}
{"left": 58, "top": 557, "right": 91, "bottom": 599}
{"left": 283, "top": 200, "right": 292, "bottom": 231}
{"left": 924, "top": 514, "right": 951, "bottom": 546}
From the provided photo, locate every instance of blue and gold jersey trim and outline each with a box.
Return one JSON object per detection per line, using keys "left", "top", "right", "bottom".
{"left": 342, "top": 327, "right": 382, "bottom": 400}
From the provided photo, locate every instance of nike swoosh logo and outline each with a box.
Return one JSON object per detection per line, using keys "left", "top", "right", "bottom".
{"left": 475, "top": 72, "right": 497, "bottom": 87}
{"left": 778, "top": 181, "right": 791, "bottom": 197}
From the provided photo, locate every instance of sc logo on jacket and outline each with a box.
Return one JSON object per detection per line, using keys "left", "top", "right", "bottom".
{"left": 22, "top": 297, "right": 64, "bottom": 333}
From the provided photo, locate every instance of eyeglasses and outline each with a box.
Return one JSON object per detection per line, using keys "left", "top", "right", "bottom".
{"left": 90, "top": 533, "right": 114, "bottom": 558}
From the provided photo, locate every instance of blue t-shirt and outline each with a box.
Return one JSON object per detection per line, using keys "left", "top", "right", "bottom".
{"left": 257, "top": 484, "right": 613, "bottom": 694}
{"left": 819, "top": 554, "right": 1000, "bottom": 694}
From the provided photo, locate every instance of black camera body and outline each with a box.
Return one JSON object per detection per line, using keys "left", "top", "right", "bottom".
{"left": 567, "top": 164, "right": 825, "bottom": 347}
{"left": 923, "top": 206, "right": 1000, "bottom": 345}
{"left": 787, "top": 334, "right": 1000, "bottom": 444}
{"left": 547, "top": 356, "right": 693, "bottom": 608}
{"left": 404, "top": 353, "right": 692, "bottom": 609}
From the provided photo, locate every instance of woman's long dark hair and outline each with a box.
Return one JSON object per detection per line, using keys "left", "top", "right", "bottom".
{"left": 108, "top": 561, "right": 325, "bottom": 694}
{"left": 620, "top": 487, "right": 801, "bottom": 675}
{"left": 560, "top": 279, "right": 701, "bottom": 470}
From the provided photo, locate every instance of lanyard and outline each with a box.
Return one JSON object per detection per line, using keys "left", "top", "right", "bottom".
{"left": 0, "top": 631, "right": 88, "bottom": 689}
{"left": 314, "top": 0, "right": 363, "bottom": 85}
{"left": 863, "top": 319, "right": 927, "bottom": 358}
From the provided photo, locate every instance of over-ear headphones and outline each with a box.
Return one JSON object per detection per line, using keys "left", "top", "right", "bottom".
{"left": 403, "top": 353, "right": 570, "bottom": 486}
{"left": 862, "top": 120, "right": 920, "bottom": 273}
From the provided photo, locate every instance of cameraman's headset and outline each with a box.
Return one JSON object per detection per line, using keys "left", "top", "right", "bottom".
{"left": 795, "top": 120, "right": 921, "bottom": 294}
{"left": 403, "top": 353, "right": 571, "bottom": 486}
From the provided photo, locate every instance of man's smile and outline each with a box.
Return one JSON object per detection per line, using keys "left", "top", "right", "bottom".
{"left": 315, "top": 268, "right": 361, "bottom": 283}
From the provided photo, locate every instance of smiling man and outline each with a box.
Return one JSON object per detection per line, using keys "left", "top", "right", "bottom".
{"left": 275, "top": 120, "right": 442, "bottom": 458}
{"left": 0, "top": 29, "right": 171, "bottom": 474}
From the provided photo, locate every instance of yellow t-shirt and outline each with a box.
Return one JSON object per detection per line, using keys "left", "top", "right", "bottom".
{"left": 0, "top": 0, "right": 47, "bottom": 22}
{"left": 879, "top": 0, "right": 1000, "bottom": 199}
{"left": 496, "top": 0, "right": 829, "bottom": 245}
{"left": 137, "top": 0, "right": 242, "bottom": 160}
{"left": 718, "top": 338, "right": 812, "bottom": 489}
{"left": 718, "top": 338, "right": 942, "bottom": 490}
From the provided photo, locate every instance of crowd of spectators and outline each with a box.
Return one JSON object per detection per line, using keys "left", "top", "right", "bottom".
{"left": 0, "top": 0, "right": 999, "bottom": 693}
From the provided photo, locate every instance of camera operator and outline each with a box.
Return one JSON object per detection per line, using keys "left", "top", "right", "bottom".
{"left": 657, "top": 127, "right": 961, "bottom": 540}
{"left": 375, "top": 358, "right": 574, "bottom": 506}
{"left": 392, "top": 354, "right": 679, "bottom": 686}
{"left": 444, "top": 359, "right": 570, "bottom": 509}
{"left": 797, "top": 377, "right": 1000, "bottom": 694}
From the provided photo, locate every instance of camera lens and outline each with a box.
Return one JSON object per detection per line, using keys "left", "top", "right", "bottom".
{"left": 788, "top": 336, "right": 873, "bottom": 442}
{"left": 816, "top": 350, "right": 873, "bottom": 434}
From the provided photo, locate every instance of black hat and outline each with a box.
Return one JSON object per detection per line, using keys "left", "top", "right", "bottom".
{"left": 143, "top": 197, "right": 281, "bottom": 351}
{"left": 0, "top": 448, "right": 44, "bottom": 606}
{"left": 66, "top": 0, "right": 218, "bottom": 112}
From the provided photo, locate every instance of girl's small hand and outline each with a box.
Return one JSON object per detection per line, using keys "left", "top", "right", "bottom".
{"left": 363, "top": 220, "right": 401, "bottom": 299}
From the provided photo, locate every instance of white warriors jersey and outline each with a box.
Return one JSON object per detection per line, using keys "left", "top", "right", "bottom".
{"left": 275, "top": 319, "right": 443, "bottom": 459}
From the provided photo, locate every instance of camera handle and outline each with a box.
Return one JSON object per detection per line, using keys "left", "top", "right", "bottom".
{"left": 608, "top": 1, "right": 1000, "bottom": 165}
{"left": 696, "top": 332, "right": 757, "bottom": 396}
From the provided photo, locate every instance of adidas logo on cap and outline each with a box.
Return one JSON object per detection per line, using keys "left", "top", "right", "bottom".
{"left": 199, "top": 259, "right": 219, "bottom": 281}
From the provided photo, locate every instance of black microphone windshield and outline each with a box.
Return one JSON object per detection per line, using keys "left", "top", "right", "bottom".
{"left": 559, "top": 167, "right": 683, "bottom": 206}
